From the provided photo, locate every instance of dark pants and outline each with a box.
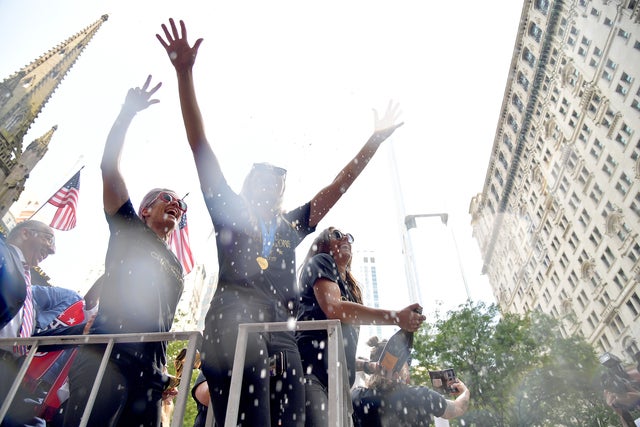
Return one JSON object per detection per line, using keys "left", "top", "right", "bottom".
{"left": 0, "top": 349, "right": 49, "bottom": 427}
{"left": 61, "top": 346, "right": 164, "bottom": 427}
{"left": 201, "top": 288, "right": 305, "bottom": 427}
{"left": 304, "top": 374, "right": 329, "bottom": 427}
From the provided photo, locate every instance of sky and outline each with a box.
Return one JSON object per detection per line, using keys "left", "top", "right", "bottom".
{"left": 0, "top": 1, "right": 524, "bottom": 325}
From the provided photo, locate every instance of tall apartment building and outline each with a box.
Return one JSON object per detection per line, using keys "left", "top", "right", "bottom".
{"left": 470, "top": 0, "right": 640, "bottom": 362}
{"left": 352, "top": 250, "right": 385, "bottom": 352}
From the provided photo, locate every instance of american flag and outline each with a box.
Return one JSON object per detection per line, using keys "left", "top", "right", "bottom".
{"left": 169, "top": 211, "right": 194, "bottom": 275}
{"left": 48, "top": 170, "right": 81, "bottom": 231}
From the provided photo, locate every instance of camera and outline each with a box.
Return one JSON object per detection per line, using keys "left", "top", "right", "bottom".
{"left": 429, "top": 368, "right": 458, "bottom": 394}
{"left": 269, "top": 351, "right": 286, "bottom": 377}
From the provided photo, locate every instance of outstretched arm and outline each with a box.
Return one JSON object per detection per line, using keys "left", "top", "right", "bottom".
{"left": 442, "top": 380, "right": 470, "bottom": 419}
{"left": 313, "top": 279, "right": 424, "bottom": 329}
{"left": 308, "top": 101, "right": 403, "bottom": 227}
{"left": 157, "top": 18, "right": 224, "bottom": 194}
{"left": 101, "top": 75, "right": 161, "bottom": 215}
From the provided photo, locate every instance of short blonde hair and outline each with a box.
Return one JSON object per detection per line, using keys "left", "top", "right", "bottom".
{"left": 138, "top": 188, "right": 175, "bottom": 218}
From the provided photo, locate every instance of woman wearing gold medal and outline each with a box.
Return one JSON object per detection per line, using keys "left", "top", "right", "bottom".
{"left": 158, "top": 18, "right": 404, "bottom": 427}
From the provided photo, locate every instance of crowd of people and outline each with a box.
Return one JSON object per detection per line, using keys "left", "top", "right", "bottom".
{"left": 0, "top": 17, "right": 475, "bottom": 427}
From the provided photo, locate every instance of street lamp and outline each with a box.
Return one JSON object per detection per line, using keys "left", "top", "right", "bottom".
{"left": 405, "top": 213, "right": 448, "bottom": 230}
{"left": 402, "top": 212, "right": 469, "bottom": 307}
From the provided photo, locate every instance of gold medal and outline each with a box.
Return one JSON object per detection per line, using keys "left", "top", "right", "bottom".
{"left": 256, "top": 256, "right": 269, "bottom": 270}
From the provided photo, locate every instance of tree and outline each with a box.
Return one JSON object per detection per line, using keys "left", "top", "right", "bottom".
{"left": 411, "top": 301, "right": 619, "bottom": 426}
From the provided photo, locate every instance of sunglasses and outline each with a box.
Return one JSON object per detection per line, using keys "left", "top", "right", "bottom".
{"left": 148, "top": 192, "right": 188, "bottom": 212}
{"left": 330, "top": 229, "right": 354, "bottom": 243}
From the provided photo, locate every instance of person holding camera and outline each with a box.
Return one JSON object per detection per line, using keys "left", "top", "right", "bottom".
{"left": 296, "top": 227, "right": 425, "bottom": 426}
{"left": 601, "top": 352, "right": 640, "bottom": 426}
{"left": 351, "top": 336, "right": 470, "bottom": 427}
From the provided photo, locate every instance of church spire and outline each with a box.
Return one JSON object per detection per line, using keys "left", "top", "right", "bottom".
{"left": 0, "top": 14, "right": 108, "bottom": 219}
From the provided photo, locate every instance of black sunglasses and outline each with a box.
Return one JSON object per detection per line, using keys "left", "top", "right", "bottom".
{"left": 330, "top": 229, "right": 354, "bottom": 243}
{"left": 149, "top": 192, "right": 188, "bottom": 212}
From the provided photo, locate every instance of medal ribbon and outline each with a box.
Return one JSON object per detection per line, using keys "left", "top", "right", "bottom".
{"left": 259, "top": 219, "right": 277, "bottom": 258}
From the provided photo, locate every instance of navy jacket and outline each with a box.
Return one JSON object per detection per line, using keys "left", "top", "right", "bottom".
{"left": 0, "top": 237, "right": 27, "bottom": 330}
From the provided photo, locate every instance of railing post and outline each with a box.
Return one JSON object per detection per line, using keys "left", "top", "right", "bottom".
{"left": 223, "top": 320, "right": 352, "bottom": 427}
{"left": 172, "top": 331, "right": 203, "bottom": 426}
{"left": 224, "top": 324, "right": 250, "bottom": 427}
{"left": 80, "top": 338, "right": 115, "bottom": 427}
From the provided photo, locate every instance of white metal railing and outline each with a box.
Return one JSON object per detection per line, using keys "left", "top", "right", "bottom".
{"left": 2, "top": 319, "right": 352, "bottom": 427}
{"left": 224, "top": 319, "right": 353, "bottom": 427}
{"left": 0, "top": 331, "right": 202, "bottom": 427}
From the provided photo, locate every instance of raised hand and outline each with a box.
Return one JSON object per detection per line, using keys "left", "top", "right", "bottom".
{"left": 122, "top": 75, "right": 161, "bottom": 115}
{"left": 156, "top": 18, "right": 203, "bottom": 73}
{"left": 372, "top": 100, "right": 404, "bottom": 141}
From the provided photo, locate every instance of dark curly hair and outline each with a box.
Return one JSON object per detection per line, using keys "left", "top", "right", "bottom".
{"left": 299, "top": 226, "right": 363, "bottom": 304}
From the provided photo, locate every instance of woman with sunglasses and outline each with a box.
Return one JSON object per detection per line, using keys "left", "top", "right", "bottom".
{"left": 158, "top": 18, "right": 403, "bottom": 427}
{"left": 62, "top": 76, "right": 186, "bottom": 427}
{"left": 297, "top": 227, "right": 426, "bottom": 427}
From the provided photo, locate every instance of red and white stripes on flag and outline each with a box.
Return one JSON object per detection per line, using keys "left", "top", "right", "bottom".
{"left": 169, "top": 212, "right": 195, "bottom": 275}
{"left": 48, "top": 170, "right": 80, "bottom": 231}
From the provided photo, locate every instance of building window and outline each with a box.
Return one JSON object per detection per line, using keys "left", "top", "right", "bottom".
{"left": 627, "top": 293, "right": 640, "bottom": 317}
{"left": 610, "top": 314, "right": 625, "bottom": 336}
{"left": 602, "top": 69, "right": 613, "bottom": 82}
{"left": 559, "top": 252, "right": 569, "bottom": 270}
{"left": 590, "top": 7, "right": 600, "bottom": 17}
{"left": 523, "top": 48, "right": 536, "bottom": 68}
{"left": 568, "top": 232, "right": 580, "bottom": 251}
{"left": 621, "top": 72, "right": 634, "bottom": 84}
{"left": 569, "top": 192, "right": 580, "bottom": 211}
{"left": 588, "top": 311, "right": 599, "bottom": 329}
{"left": 589, "top": 183, "right": 603, "bottom": 205}
{"left": 589, "top": 138, "right": 603, "bottom": 159}
{"left": 602, "top": 155, "right": 618, "bottom": 177}
{"left": 601, "top": 246, "right": 615, "bottom": 269}
{"left": 613, "top": 268, "right": 628, "bottom": 292}
{"left": 577, "top": 166, "right": 589, "bottom": 185}
{"left": 604, "top": 17, "right": 613, "bottom": 27}
{"left": 631, "top": 192, "right": 640, "bottom": 219}
{"left": 577, "top": 290, "right": 589, "bottom": 309}
{"left": 529, "top": 23, "right": 543, "bottom": 43}
{"left": 535, "top": 0, "right": 549, "bottom": 15}
{"left": 512, "top": 95, "right": 524, "bottom": 113}
{"left": 599, "top": 334, "right": 611, "bottom": 354}
{"left": 568, "top": 270, "right": 579, "bottom": 289}
{"left": 616, "top": 84, "right": 629, "bottom": 96}
{"left": 615, "top": 173, "right": 632, "bottom": 196}
{"left": 618, "top": 29, "right": 630, "bottom": 40}
{"left": 579, "top": 209, "right": 592, "bottom": 228}
{"left": 629, "top": 243, "right": 640, "bottom": 263}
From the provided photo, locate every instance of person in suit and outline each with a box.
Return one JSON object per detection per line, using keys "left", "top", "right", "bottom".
{"left": 0, "top": 220, "right": 56, "bottom": 402}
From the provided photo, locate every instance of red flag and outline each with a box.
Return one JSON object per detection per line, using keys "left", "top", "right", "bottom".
{"left": 169, "top": 211, "right": 194, "bottom": 275}
{"left": 48, "top": 171, "right": 81, "bottom": 231}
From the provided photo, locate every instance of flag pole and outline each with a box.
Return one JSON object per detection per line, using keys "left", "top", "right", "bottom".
{"left": 27, "top": 166, "right": 84, "bottom": 220}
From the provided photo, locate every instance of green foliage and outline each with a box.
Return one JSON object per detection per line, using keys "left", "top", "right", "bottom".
{"left": 411, "top": 301, "right": 620, "bottom": 426}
